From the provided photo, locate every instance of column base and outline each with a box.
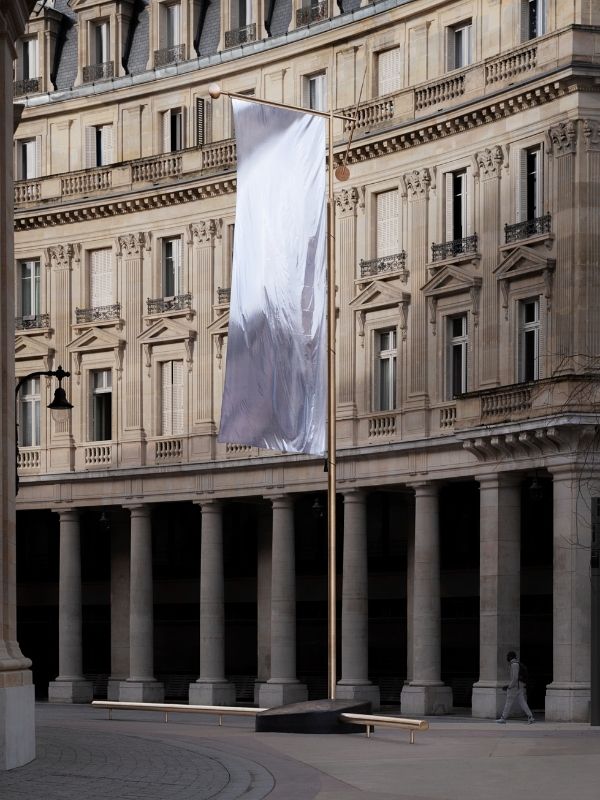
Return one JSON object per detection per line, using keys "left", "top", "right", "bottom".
{"left": 188, "top": 681, "right": 236, "bottom": 706}
{"left": 545, "top": 683, "right": 590, "bottom": 721}
{"left": 0, "top": 681, "right": 35, "bottom": 770}
{"left": 107, "top": 678, "right": 127, "bottom": 701}
{"left": 336, "top": 682, "right": 380, "bottom": 711}
{"left": 258, "top": 681, "right": 308, "bottom": 708}
{"left": 48, "top": 679, "right": 93, "bottom": 704}
{"left": 400, "top": 683, "right": 453, "bottom": 716}
{"left": 117, "top": 680, "right": 164, "bottom": 702}
{"left": 471, "top": 683, "right": 506, "bottom": 718}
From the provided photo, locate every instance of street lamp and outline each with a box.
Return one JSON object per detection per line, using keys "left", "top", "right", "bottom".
{"left": 15, "top": 365, "right": 73, "bottom": 494}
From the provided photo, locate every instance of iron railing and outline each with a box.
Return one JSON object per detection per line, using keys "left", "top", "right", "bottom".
{"left": 147, "top": 294, "right": 192, "bottom": 314}
{"left": 224, "top": 23, "right": 257, "bottom": 48}
{"left": 16, "top": 313, "right": 49, "bottom": 330}
{"left": 504, "top": 214, "right": 551, "bottom": 244}
{"left": 13, "top": 77, "right": 40, "bottom": 96}
{"left": 431, "top": 234, "right": 478, "bottom": 262}
{"left": 82, "top": 61, "right": 114, "bottom": 83}
{"left": 75, "top": 304, "right": 121, "bottom": 324}
{"left": 296, "top": 0, "right": 328, "bottom": 26}
{"left": 217, "top": 287, "right": 231, "bottom": 304}
{"left": 154, "top": 44, "right": 186, "bottom": 68}
{"left": 360, "top": 252, "right": 407, "bottom": 278}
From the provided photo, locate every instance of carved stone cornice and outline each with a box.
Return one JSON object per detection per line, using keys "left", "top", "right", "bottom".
{"left": 475, "top": 146, "right": 503, "bottom": 179}
{"left": 547, "top": 121, "right": 577, "bottom": 157}
{"left": 402, "top": 168, "right": 431, "bottom": 198}
{"left": 583, "top": 119, "right": 600, "bottom": 151}
{"left": 117, "top": 232, "right": 150, "bottom": 258}
{"left": 45, "top": 243, "right": 79, "bottom": 270}
{"left": 335, "top": 187, "right": 360, "bottom": 214}
{"left": 188, "top": 219, "right": 222, "bottom": 246}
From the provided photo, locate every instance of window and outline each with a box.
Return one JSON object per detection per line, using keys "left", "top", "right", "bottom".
{"left": 376, "top": 329, "right": 397, "bottom": 411}
{"left": 226, "top": 223, "right": 235, "bottom": 287}
{"left": 305, "top": 72, "right": 326, "bottom": 112}
{"left": 85, "top": 124, "right": 113, "bottom": 167}
{"left": 17, "top": 138, "right": 39, "bottom": 180}
{"left": 93, "top": 20, "right": 110, "bottom": 64}
{"left": 232, "top": 0, "right": 252, "bottom": 28}
{"left": 448, "top": 21, "right": 472, "bottom": 70}
{"left": 445, "top": 169, "right": 468, "bottom": 241}
{"left": 21, "top": 37, "right": 38, "bottom": 80}
{"left": 195, "top": 98, "right": 211, "bottom": 146}
{"left": 447, "top": 314, "right": 468, "bottom": 398}
{"left": 164, "top": 2, "right": 181, "bottom": 46}
{"left": 90, "top": 249, "right": 112, "bottom": 308}
{"left": 19, "top": 259, "right": 40, "bottom": 317}
{"left": 162, "top": 108, "right": 183, "bottom": 152}
{"left": 377, "top": 48, "right": 401, "bottom": 96}
{"left": 523, "top": 0, "right": 545, "bottom": 41}
{"left": 90, "top": 369, "right": 112, "bottom": 441}
{"left": 376, "top": 190, "right": 399, "bottom": 258}
{"left": 19, "top": 378, "right": 40, "bottom": 448}
{"left": 518, "top": 146, "right": 542, "bottom": 222}
{"left": 163, "top": 237, "right": 183, "bottom": 296}
{"left": 161, "top": 360, "right": 184, "bottom": 435}
{"left": 518, "top": 298, "right": 540, "bottom": 382}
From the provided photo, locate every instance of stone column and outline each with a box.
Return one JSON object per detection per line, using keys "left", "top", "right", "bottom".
{"left": 107, "top": 517, "right": 130, "bottom": 700}
{"left": 337, "top": 489, "right": 379, "bottom": 708}
{"left": 258, "top": 495, "right": 307, "bottom": 707}
{"left": 119, "top": 505, "right": 163, "bottom": 701}
{"left": 401, "top": 482, "right": 452, "bottom": 715}
{"left": 189, "top": 500, "right": 235, "bottom": 705}
{"left": 48, "top": 509, "right": 93, "bottom": 703}
{"left": 545, "top": 466, "right": 591, "bottom": 721}
{"left": 254, "top": 504, "right": 272, "bottom": 703}
{"left": 472, "top": 475, "right": 521, "bottom": 718}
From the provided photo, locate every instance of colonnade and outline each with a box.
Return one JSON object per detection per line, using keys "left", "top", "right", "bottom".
{"left": 45, "top": 468, "right": 593, "bottom": 721}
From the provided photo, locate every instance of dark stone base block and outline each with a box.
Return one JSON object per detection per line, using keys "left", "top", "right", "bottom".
{"left": 255, "top": 698, "right": 372, "bottom": 734}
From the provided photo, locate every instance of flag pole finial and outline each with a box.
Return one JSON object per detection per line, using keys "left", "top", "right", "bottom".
{"left": 208, "top": 83, "right": 221, "bottom": 99}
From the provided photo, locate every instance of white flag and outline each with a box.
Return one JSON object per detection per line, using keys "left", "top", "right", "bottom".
{"left": 217, "top": 98, "right": 327, "bottom": 455}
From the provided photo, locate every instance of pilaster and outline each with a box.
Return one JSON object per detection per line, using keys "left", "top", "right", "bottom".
{"left": 579, "top": 120, "right": 600, "bottom": 368}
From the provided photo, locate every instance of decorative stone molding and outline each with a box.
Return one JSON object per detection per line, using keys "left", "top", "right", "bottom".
{"left": 547, "top": 120, "right": 577, "bottom": 157}
{"left": 583, "top": 119, "right": 600, "bottom": 151}
{"left": 349, "top": 280, "right": 410, "bottom": 343}
{"left": 67, "top": 327, "right": 126, "bottom": 383}
{"left": 475, "top": 146, "right": 503, "bottom": 179}
{"left": 335, "top": 187, "right": 360, "bottom": 214}
{"left": 460, "top": 424, "right": 592, "bottom": 463}
{"left": 207, "top": 311, "right": 229, "bottom": 367}
{"left": 402, "top": 169, "right": 431, "bottom": 198}
{"left": 188, "top": 219, "right": 223, "bottom": 246}
{"left": 422, "top": 264, "right": 482, "bottom": 335}
{"left": 494, "top": 245, "right": 556, "bottom": 317}
{"left": 117, "top": 232, "right": 150, "bottom": 257}
{"left": 137, "top": 318, "right": 197, "bottom": 375}
{"left": 45, "top": 243, "right": 79, "bottom": 270}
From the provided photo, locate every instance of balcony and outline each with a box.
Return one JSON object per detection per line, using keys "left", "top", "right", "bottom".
{"left": 17, "top": 448, "right": 40, "bottom": 470}
{"left": 360, "top": 252, "right": 407, "bottom": 279}
{"left": 504, "top": 214, "right": 551, "bottom": 244}
{"left": 75, "top": 303, "right": 121, "bottom": 324}
{"left": 155, "top": 438, "right": 183, "bottom": 462}
{"left": 16, "top": 313, "right": 49, "bottom": 331}
{"left": 154, "top": 43, "right": 186, "bottom": 68}
{"left": 84, "top": 444, "right": 112, "bottom": 467}
{"left": 82, "top": 61, "right": 114, "bottom": 83}
{"left": 13, "top": 77, "right": 40, "bottom": 97}
{"left": 296, "top": 0, "right": 328, "bottom": 27}
{"left": 147, "top": 294, "right": 192, "bottom": 315}
{"left": 224, "top": 23, "right": 257, "bottom": 48}
{"left": 132, "top": 153, "right": 182, "bottom": 183}
{"left": 431, "top": 234, "right": 478, "bottom": 263}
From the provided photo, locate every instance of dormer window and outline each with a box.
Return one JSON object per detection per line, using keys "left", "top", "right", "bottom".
{"left": 14, "top": 36, "right": 40, "bottom": 96}
{"left": 155, "top": 2, "right": 185, "bottom": 66}
{"left": 83, "top": 20, "right": 113, "bottom": 82}
{"left": 165, "top": 3, "right": 181, "bottom": 46}
{"left": 94, "top": 20, "right": 109, "bottom": 64}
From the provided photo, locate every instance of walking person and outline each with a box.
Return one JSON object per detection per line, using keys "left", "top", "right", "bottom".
{"left": 496, "top": 650, "right": 535, "bottom": 724}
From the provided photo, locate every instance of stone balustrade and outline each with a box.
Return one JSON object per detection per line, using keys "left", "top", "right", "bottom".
{"left": 202, "top": 139, "right": 237, "bottom": 171}
{"left": 84, "top": 445, "right": 112, "bottom": 466}
{"left": 132, "top": 154, "right": 182, "bottom": 183}
{"left": 15, "top": 180, "right": 41, "bottom": 204}
{"left": 61, "top": 169, "right": 112, "bottom": 196}
{"left": 415, "top": 73, "right": 465, "bottom": 111}
{"left": 155, "top": 438, "right": 183, "bottom": 461}
{"left": 17, "top": 448, "right": 40, "bottom": 470}
{"left": 368, "top": 413, "right": 396, "bottom": 438}
{"left": 485, "top": 43, "right": 537, "bottom": 86}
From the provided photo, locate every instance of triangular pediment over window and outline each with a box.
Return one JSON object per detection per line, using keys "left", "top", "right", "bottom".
{"left": 207, "top": 311, "right": 229, "bottom": 337}
{"left": 137, "top": 317, "right": 197, "bottom": 346}
{"left": 349, "top": 280, "right": 410, "bottom": 314}
{"left": 422, "top": 264, "right": 482, "bottom": 299}
{"left": 493, "top": 245, "right": 555, "bottom": 282}
{"left": 68, "top": 326, "right": 124, "bottom": 354}
{"left": 15, "top": 335, "right": 54, "bottom": 366}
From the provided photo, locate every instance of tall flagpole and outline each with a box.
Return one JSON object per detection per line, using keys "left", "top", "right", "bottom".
{"left": 208, "top": 83, "right": 353, "bottom": 703}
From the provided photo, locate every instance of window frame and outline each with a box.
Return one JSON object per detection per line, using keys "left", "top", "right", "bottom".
{"left": 89, "top": 248, "right": 113, "bottom": 308}
{"left": 523, "top": 0, "right": 546, "bottom": 41}
{"left": 92, "top": 19, "right": 110, "bottom": 65}
{"left": 374, "top": 328, "right": 398, "bottom": 412}
{"left": 304, "top": 71, "right": 327, "bottom": 112}
{"left": 375, "top": 189, "right": 400, "bottom": 259}
{"left": 162, "top": 107, "right": 184, "bottom": 152}
{"left": 445, "top": 169, "right": 468, "bottom": 242}
{"left": 160, "top": 359, "right": 184, "bottom": 436}
{"left": 89, "top": 368, "right": 112, "bottom": 442}
{"left": 376, "top": 47, "right": 402, "bottom": 97}
{"left": 19, "top": 377, "right": 41, "bottom": 448}
{"left": 21, "top": 36, "right": 38, "bottom": 80}
{"left": 446, "top": 313, "right": 468, "bottom": 399}
{"left": 16, "top": 137, "right": 39, "bottom": 180}
{"left": 19, "top": 258, "right": 41, "bottom": 318}
{"left": 447, "top": 20, "right": 472, "bottom": 71}
{"left": 518, "top": 297, "right": 540, "bottom": 382}
{"left": 162, "top": 236, "right": 183, "bottom": 297}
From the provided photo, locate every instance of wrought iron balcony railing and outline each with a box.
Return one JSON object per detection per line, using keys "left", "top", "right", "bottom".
{"left": 13, "top": 77, "right": 40, "bottom": 97}
{"left": 504, "top": 213, "right": 551, "bottom": 244}
{"left": 147, "top": 293, "right": 192, "bottom": 315}
{"left": 431, "top": 234, "right": 478, "bottom": 262}
{"left": 217, "top": 287, "right": 231, "bottom": 304}
{"left": 82, "top": 61, "right": 114, "bottom": 83}
{"left": 296, "top": 0, "right": 328, "bottom": 26}
{"left": 224, "top": 23, "right": 257, "bottom": 48}
{"left": 75, "top": 304, "right": 121, "bottom": 324}
{"left": 154, "top": 44, "right": 186, "bottom": 68}
{"left": 16, "top": 313, "right": 49, "bottom": 330}
{"left": 360, "top": 252, "right": 407, "bottom": 278}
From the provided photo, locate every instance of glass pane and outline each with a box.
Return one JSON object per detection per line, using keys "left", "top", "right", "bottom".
{"left": 524, "top": 330, "right": 536, "bottom": 380}
{"left": 379, "top": 359, "right": 390, "bottom": 411}
{"left": 452, "top": 343, "right": 463, "bottom": 394}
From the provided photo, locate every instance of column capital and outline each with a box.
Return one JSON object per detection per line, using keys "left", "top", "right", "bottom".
{"left": 264, "top": 493, "right": 293, "bottom": 509}
{"left": 193, "top": 498, "right": 223, "bottom": 513}
{"left": 547, "top": 463, "right": 580, "bottom": 481}
{"left": 476, "top": 473, "right": 521, "bottom": 489}
{"left": 52, "top": 507, "right": 79, "bottom": 521}
{"left": 407, "top": 480, "right": 438, "bottom": 497}
{"left": 341, "top": 488, "right": 367, "bottom": 503}
{"left": 123, "top": 503, "right": 151, "bottom": 518}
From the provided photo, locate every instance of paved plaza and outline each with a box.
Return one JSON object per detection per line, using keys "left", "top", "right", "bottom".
{"left": 1, "top": 703, "right": 600, "bottom": 800}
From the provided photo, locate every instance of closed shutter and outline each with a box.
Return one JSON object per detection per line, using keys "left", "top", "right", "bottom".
{"left": 85, "top": 126, "right": 96, "bottom": 168}
{"left": 90, "top": 249, "right": 112, "bottom": 307}
{"left": 378, "top": 48, "right": 401, "bottom": 96}
{"left": 445, "top": 172, "right": 454, "bottom": 241}
{"left": 447, "top": 29, "right": 456, "bottom": 70}
{"left": 161, "top": 361, "right": 172, "bottom": 435}
{"left": 521, "top": 0, "right": 530, "bottom": 41}
{"left": 196, "top": 99, "right": 205, "bottom": 146}
{"left": 517, "top": 149, "right": 528, "bottom": 222}
{"left": 101, "top": 124, "right": 113, "bottom": 165}
{"left": 172, "top": 360, "right": 184, "bottom": 434}
{"left": 162, "top": 109, "right": 171, "bottom": 152}
{"left": 173, "top": 237, "right": 182, "bottom": 294}
{"left": 161, "top": 360, "right": 184, "bottom": 435}
{"left": 376, "top": 190, "right": 399, "bottom": 258}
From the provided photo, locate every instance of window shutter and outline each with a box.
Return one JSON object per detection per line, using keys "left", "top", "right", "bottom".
{"left": 173, "top": 237, "right": 182, "bottom": 294}
{"left": 101, "top": 124, "right": 113, "bottom": 165}
{"left": 35, "top": 137, "right": 41, "bottom": 179}
{"left": 378, "top": 48, "right": 401, "bottom": 96}
{"left": 537, "top": 0, "right": 546, "bottom": 35}
{"left": 172, "top": 360, "right": 184, "bottom": 434}
{"left": 376, "top": 190, "right": 399, "bottom": 258}
{"left": 163, "top": 109, "right": 171, "bottom": 152}
{"left": 460, "top": 172, "right": 468, "bottom": 236}
{"left": 161, "top": 362, "right": 172, "bottom": 435}
{"left": 521, "top": 0, "right": 529, "bottom": 41}
{"left": 465, "top": 24, "right": 472, "bottom": 65}
{"left": 518, "top": 148, "right": 528, "bottom": 222}
{"left": 90, "top": 249, "right": 112, "bottom": 307}
{"left": 445, "top": 172, "right": 454, "bottom": 242}
{"left": 447, "top": 30, "right": 456, "bottom": 70}
{"left": 196, "top": 99, "right": 205, "bottom": 146}
{"left": 85, "top": 126, "right": 96, "bottom": 168}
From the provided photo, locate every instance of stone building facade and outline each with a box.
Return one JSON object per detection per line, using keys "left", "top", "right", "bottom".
{"left": 12, "top": 0, "right": 600, "bottom": 721}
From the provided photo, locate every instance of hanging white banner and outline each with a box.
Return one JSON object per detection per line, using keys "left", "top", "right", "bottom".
{"left": 217, "top": 98, "right": 327, "bottom": 455}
